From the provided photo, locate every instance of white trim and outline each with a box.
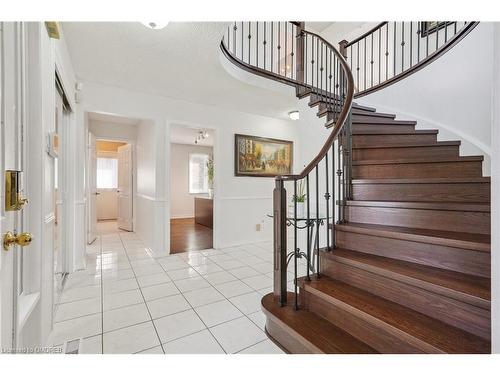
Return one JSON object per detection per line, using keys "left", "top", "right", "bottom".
{"left": 135, "top": 193, "right": 156, "bottom": 201}
{"left": 170, "top": 214, "right": 194, "bottom": 220}
{"left": 218, "top": 196, "right": 272, "bottom": 201}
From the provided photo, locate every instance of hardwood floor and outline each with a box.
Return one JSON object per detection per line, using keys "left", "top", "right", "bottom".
{"left": 170, "top": 218, "right": 213, "bottom": 254}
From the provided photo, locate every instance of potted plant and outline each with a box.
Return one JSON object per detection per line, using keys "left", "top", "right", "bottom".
{"left": 207, "top": 156, "right": 214, "bottom": 198}
{"left": 292, "top": 180, "right": 306, "bottom": 217}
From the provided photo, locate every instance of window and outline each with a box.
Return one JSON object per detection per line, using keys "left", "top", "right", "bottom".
{"left": 97, "top": 157, "right": 118, "bottom": 189}
{"left": 189, "top": 153, "right": 209, "bottom": 194}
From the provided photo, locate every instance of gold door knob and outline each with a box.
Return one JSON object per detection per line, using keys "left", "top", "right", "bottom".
{"left": 3, "top": 231, "right": 33, "bottom": 251}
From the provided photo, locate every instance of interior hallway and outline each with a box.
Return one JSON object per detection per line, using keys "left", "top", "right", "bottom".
{"left": 47, "top": 221, "right": 292, "bottom": 353}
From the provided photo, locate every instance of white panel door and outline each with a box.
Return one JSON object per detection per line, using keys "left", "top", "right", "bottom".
{"left": 117, "top": 144, "right": 133, "bottom": 231}
{"left": 1, "top": 22, "right": 38, "bottom": 351}
{"left": 87, "top": 132, "right": 97, "bottom": 243}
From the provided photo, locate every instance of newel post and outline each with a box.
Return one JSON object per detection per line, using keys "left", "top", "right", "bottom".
{"left": 273, "top": 177, "right": 287, "bottom": 306}
{"left": 339, "top": 39, "right": 348, "bottom": 59}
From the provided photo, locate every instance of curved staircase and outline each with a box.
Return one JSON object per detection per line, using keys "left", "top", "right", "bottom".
{"left": 221, "top": 21, "right": 490, "bottom": 354}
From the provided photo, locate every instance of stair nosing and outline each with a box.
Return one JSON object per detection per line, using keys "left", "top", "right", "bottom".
{"left": 352, "top": 177, "right": 491, "bottom": 184}
{"left": 335, "top": 222, "right": 490, "bottom": 252}
{"left": 353, "top": 141, "right": 461, "bottom": 149}
{"left": 353, "top": 129, "right": 438, "bottom": 135}
{"left": 345, "top": 200, "right": 490, "bottom": 212}
{"left": 321, "top": 252, "right": 490, "bottom": 310}
{"left": 301, "top": 277, "right": 489, "bottom": 353}
{"left": 353, "top": 155, "right": 484, "bottom": 165}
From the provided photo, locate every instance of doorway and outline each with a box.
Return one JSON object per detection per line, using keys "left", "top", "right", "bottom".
{"left": 169, "top": 125, "right": 214, "bottom": 253}
{"left": 90, "top": 138, "right": 134, "bottom": 236}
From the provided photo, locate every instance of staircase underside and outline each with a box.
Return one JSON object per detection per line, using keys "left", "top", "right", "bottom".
{"left": 262, "top": 102, "right": 491, "bottom": 354}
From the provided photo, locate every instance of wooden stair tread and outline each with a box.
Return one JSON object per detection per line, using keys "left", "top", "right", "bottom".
{"left": 261, "top": 292, "right": 378, "bottom": 353}
{"left": 353, "top": 141, "right": 461, "bottom": 149}
{"left": 335, "top": 222, "right": 490, "bottom": 251}
{"left": 353, "top": 129, "right": 438, "bottom": 135}
{"left": 301, "top": 277, "right": 490, "bottom": 353}
{"left": 352, "top": 110, "right": 396, "bottom": 118}
{"left": 353, "top": 155, "right": 484, "bottom": 165}
{"left": 352, "top": 177, "right": 490, "bottom": 184}
{"left": 352, "top": 120, "right": 416, "bottom": 125}
{"left": 345, "top": 200, "right": 490, "bottom": 212}
{"left": 324, "top": 248, "right": 491, "bottom": 307}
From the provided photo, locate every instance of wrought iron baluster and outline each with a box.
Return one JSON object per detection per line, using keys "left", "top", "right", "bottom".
{"left": 263, "top": 22, "right": 267, "bottom": 70}
{"left": 378, "top": 27, "right": 381, "bottom": 85}
{"left": 278, "top": 22, "right": 281, "bottom": 75}
{"left": 393, "top": 22, "right": 397, "bottom": 76}
{"left": 256, "top": 22, "right": 259, "bottom": 67}
{"left": 241, "top": 22, "right": 244, "bottom": 60}
{"left": 325, "top": 152, "right": 330, "bottom": 251}
{"left": 401, "top": 22, "right": 405, "bottom": 72}
{"left": 315, "top": 165, "right": 320, "bottom": 277}
{"left": 306, "top": 174, "right": 311, "bottom": 281}
{"left": 233, "top": 22, "right": 237, "bottom": 55}
{"left": 248, "top": 22, "right": 251, "bottom": 64}
{"left": 417, "top": 23, "right": 421, "bottom": 62}
{"left": 364, "top": 38, "right": 367, "bottom": 91}
{"left": 271, "top": 21, "right": 274, "bottom": 72}
{"left": 285, "top": 22, "right": 288, "bottom": 78}
{"left": 385, "top": 23, "right": 389, "bottom": 80}
{"left": 436, "top": 22, "right": 439, "bottom": 51}
{"left": 293, "top": 180, "right": 298, "bottom": 310}
{"left": 410, "top": 22, "right": 413, "bottom": 67}
{"left": 370, "top": 32, "right": 374, "bottom": 88}
{"left": 356, "top": 42, "right": 360, "bottom": 92}
{"left": 331, "top": 143, "right": 336, "bottom": 248}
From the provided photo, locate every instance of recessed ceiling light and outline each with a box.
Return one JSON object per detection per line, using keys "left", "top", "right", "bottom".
{"left": 288, "top": 111, "right": 300, "bottom": 121}
{"left": 141, "top": 22, "right": 169, "bottom": 30}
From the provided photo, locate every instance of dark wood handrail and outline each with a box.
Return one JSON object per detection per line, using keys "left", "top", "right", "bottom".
{"left": 279, "top": 29, "right": 354, "bottom": 181}
{"left": 220, "top": 22, "right": 354, "bottom": 182}
{"left": 341, "top": 21, "right": 479, "bottom": 98}
{"left": 345, "top": 22, "right": 388, "bottom": 48}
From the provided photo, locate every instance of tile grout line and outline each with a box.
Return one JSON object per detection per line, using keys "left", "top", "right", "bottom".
{"left": 118, "top": 231, "right": 166, "bottom": 354}
{"left": 153, "top": 252, "right": 228, "bottom": 353}
{"left": 99, "top": 233, "right": 104, "bottom": 354}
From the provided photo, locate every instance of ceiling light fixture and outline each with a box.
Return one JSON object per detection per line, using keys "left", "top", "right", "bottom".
{"left": 288, "top": 111, "right": 300, "bottom": 121}
{"left": 194, "top": 130, "right": 209, "bottom": 144}
{"left": 141, "top": 21, "right": 169, "bottom": 30}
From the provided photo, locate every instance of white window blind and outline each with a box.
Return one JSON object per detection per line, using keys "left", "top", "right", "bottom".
{"left": 97, "top": 158, "right": 118, "bottom": 189}
{"left": 189, "top": 153, "right": 209, "bottom": 194}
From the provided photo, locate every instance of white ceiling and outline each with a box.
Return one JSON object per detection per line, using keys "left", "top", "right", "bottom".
{"left": 61, "top": 22, "right": 299, "bottom": 119}
{"left": 306, "top": 22, "right": 335, "bottom": 33}
{"left": 88, "top": 111, "right": 141, "bottom": 125}
{"left": 170, "top": 125, "right": 214, "bottom": 146}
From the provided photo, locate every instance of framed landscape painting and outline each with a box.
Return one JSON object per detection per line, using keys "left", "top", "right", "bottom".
{"left": 234, "top": 134, "right": 293, "bottom": 177}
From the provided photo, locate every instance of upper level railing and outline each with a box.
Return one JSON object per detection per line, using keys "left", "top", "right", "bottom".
{"left": 221, "top": 22, "right": 354, "bottom": 309}
{"left": 339, "top": 21, "right": 479, "bottom": 97}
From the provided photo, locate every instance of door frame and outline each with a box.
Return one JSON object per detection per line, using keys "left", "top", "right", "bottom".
{"left": 86, "top": 134, "right": 136, "bottom": 236}
{"left": 167, "top": 122, "right": 218, "bottom": 252}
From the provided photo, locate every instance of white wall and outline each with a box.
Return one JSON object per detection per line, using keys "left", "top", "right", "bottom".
{"left": 89, "top": 120, "right": 137, "bottom": 140}
{"left": 170, "top": 143, "right": 213, "bottom": 219}
{"left": 77, "top": 80, "right": 301, "bottom": 254}
{"left": 135, "top": 120, "right": 158, "bottom": 251}
{"left": 491, "top": 22, "right": 500, "bottom": 354}
{"left": 356, "top": 23, "right": 493, "bottom": 175}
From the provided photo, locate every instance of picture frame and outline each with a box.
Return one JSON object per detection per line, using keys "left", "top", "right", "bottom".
{"left": 419, "top": 21, "right": 456, "bottom": 38}
{"left": 234, "top": 134, "right": 293, "bottom": 177}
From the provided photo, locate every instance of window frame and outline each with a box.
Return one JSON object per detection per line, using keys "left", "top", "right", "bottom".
{"left": 188, "top": 153, "right": 210, "bottom": 195}
{"left": 96, "top": 156, "right": 119, "bottom": 189}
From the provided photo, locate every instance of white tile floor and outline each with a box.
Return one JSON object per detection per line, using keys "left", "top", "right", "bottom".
{"left": 47, "top": 221, "right": 309, "bottom": 354}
